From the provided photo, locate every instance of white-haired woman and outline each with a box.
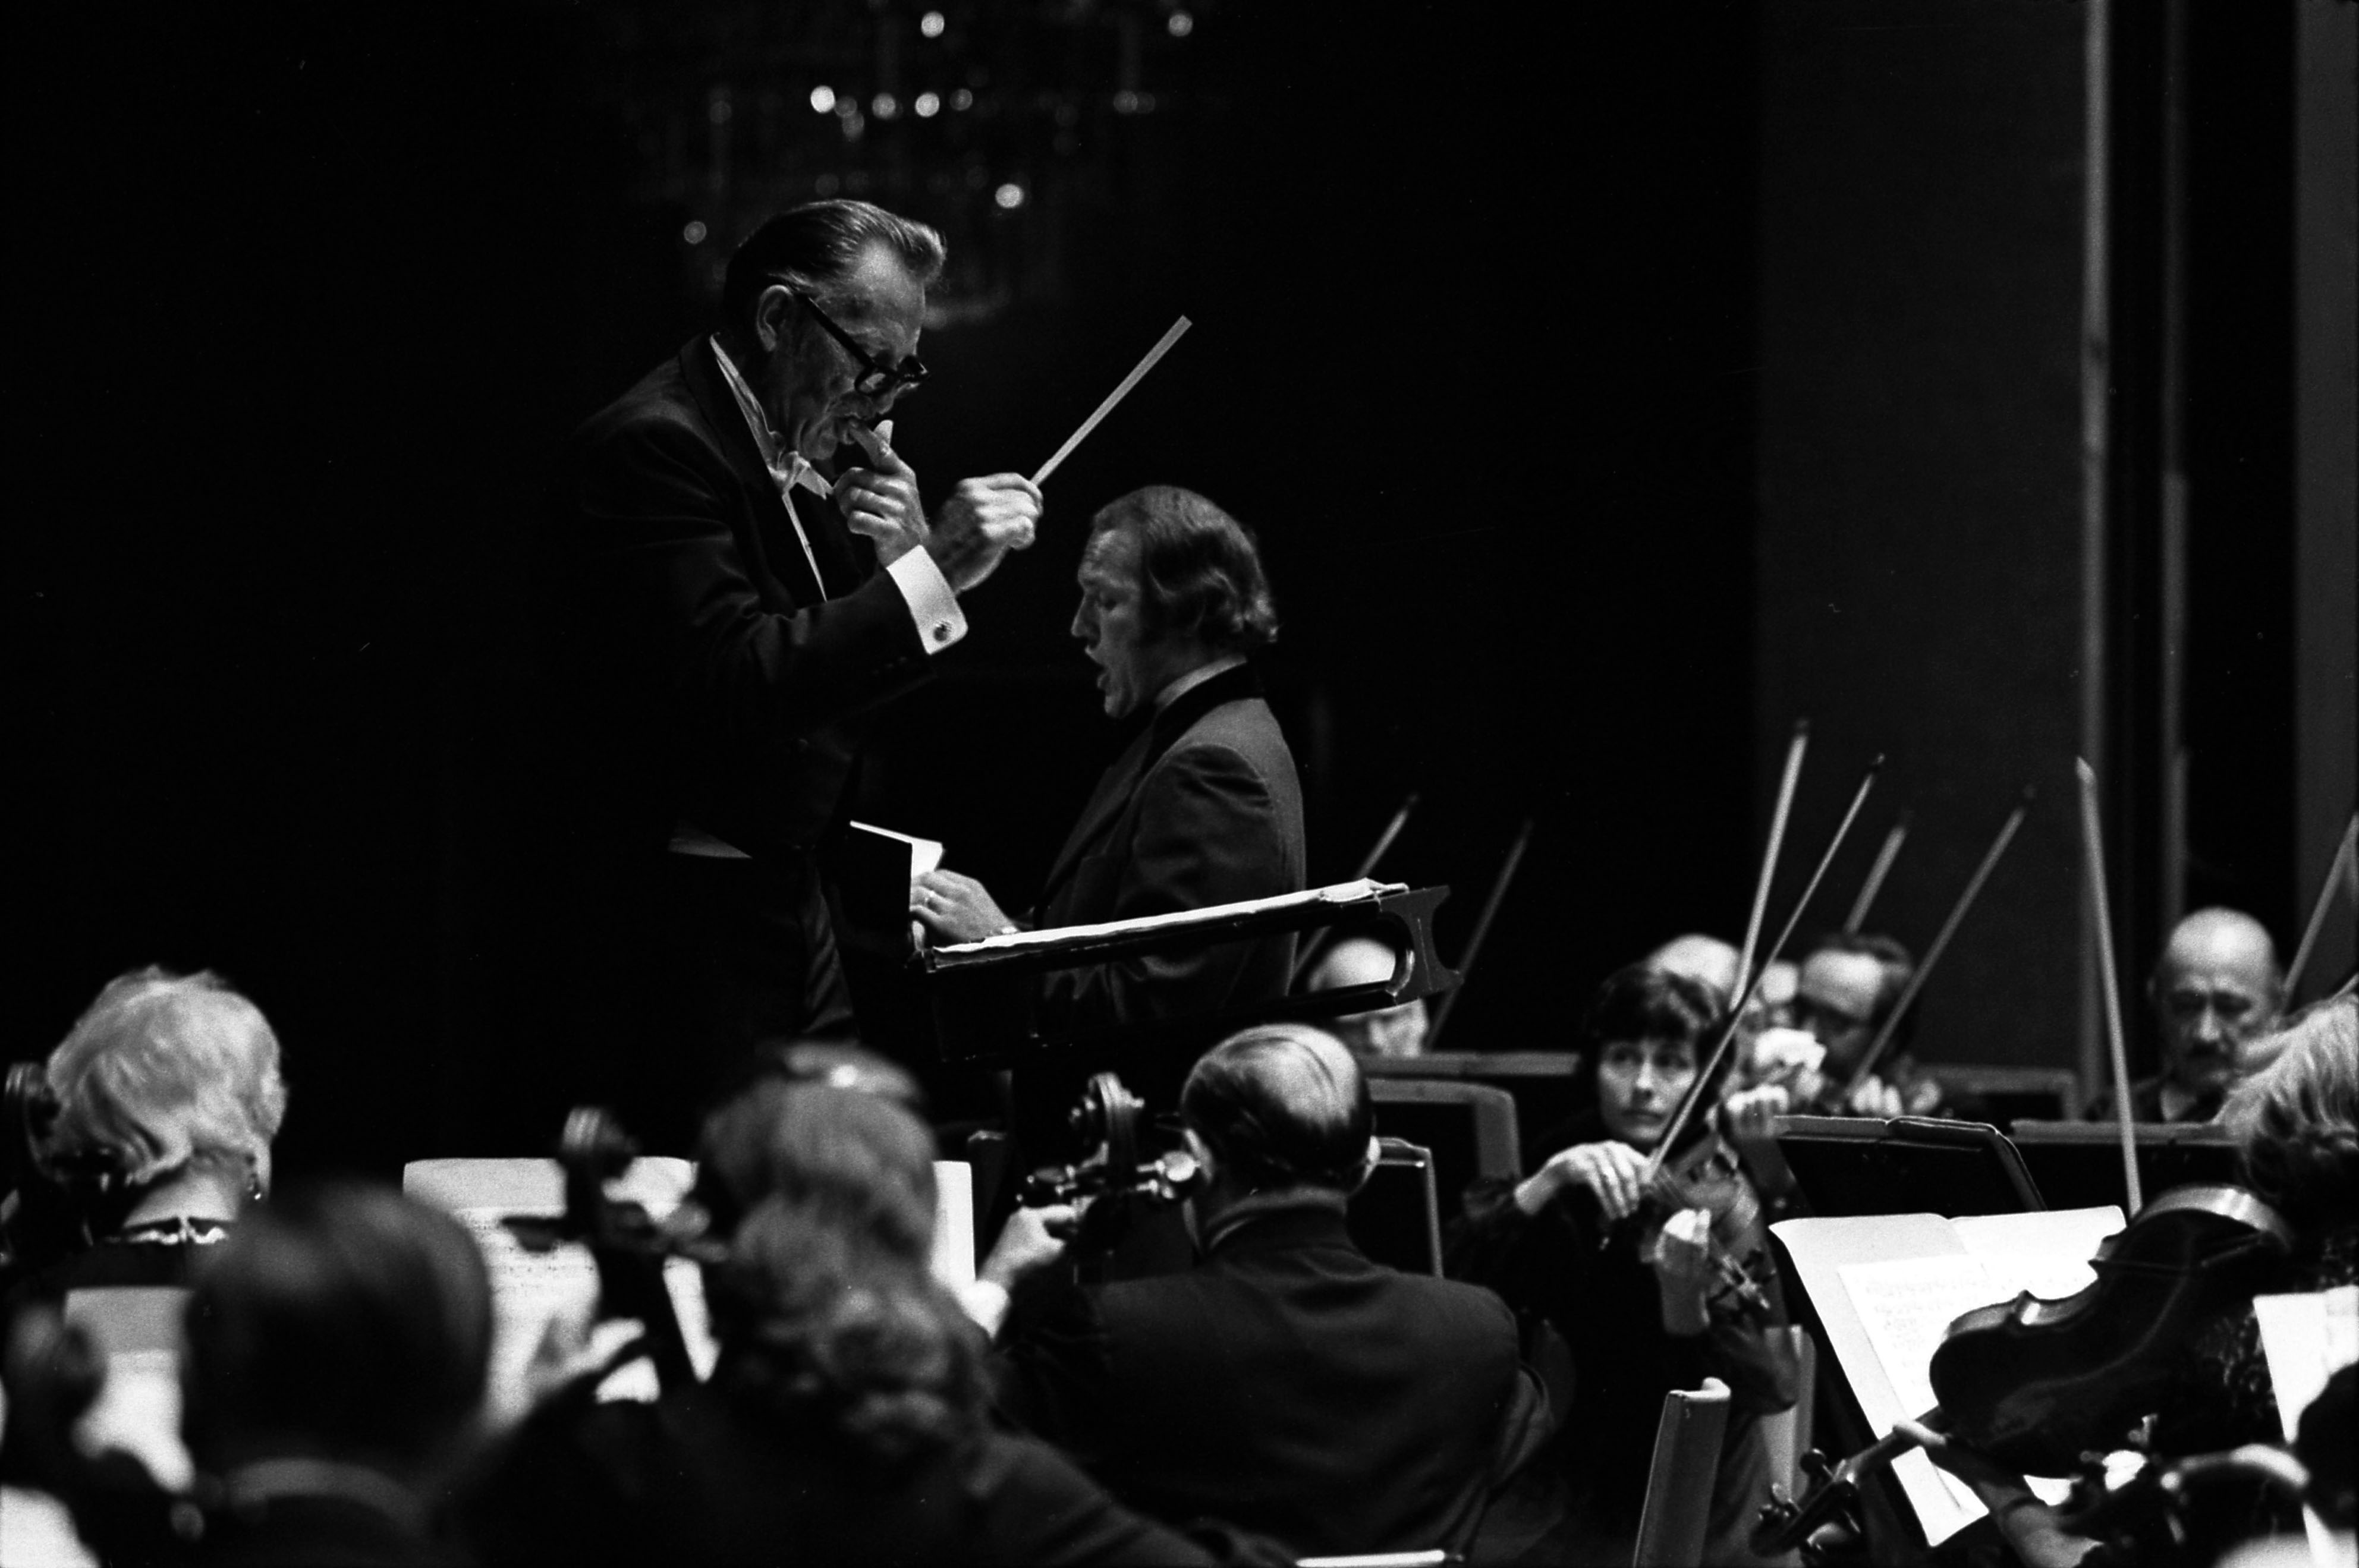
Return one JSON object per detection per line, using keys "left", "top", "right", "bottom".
{"left": 5, "top": 966, "right": 286, "bottom": 1306}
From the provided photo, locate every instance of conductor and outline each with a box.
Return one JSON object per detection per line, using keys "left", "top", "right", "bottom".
{"left": 526, "top": 199, "right": 1042, "bottom": 1148}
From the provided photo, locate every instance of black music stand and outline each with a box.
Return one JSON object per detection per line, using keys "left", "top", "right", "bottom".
{"left": 1772, "top": 1115, "right": 2044, "bottom": 1218}
{"left": 920, "top": 880, "right": 1461, "bottom": 1066}
{"left": 2006, "top": 1120, "right": 2241, "bottom": 1213}
{"left": 1347, "top": 1137, "right": 1444, "bottom": 1276}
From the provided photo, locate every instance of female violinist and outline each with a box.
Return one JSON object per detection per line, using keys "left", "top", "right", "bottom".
{"left": 1450, "top": 964, "right": 1800, "bottom": 1567}
{"left": 1902, "top": 994, "right": 2359, "bottom": 1568}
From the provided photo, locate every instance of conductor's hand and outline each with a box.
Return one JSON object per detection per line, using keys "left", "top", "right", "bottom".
{"left": 925, "top": 474, "right": 1042, "bottom": 594}
{"left": 836, "top": 420, "right": 928, "bottom": 566}
{"left": 911, "top": 870, "right": 1018, "bottom": 944}
{"left": 1520, "top": 1139, "right": 1652, "bottom": 1223}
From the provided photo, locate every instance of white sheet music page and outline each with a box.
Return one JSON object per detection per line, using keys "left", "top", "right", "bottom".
{"left": 1782, "top": 1206, "right": 2124, "bottom": 1546}
{"left": 851, "top": 820, "right": 945, "bottom": 877}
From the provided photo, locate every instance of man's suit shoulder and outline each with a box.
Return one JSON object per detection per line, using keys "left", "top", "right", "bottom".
{"left": 1155, "top": 698, "right": 1298, "bottom": 785}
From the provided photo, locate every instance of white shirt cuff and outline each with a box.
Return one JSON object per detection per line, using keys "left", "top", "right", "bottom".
{"left": 888, "top": 547, "right": 967, "bottom": 654}
{"left": 957, "top": 1278, "right": 1011, "bottom": 1338}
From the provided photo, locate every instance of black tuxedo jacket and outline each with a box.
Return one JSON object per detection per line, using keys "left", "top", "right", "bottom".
{"left": 537, "top": 336, "right": 932, "bottom": 865}
{"left": 1030, "top": 663, "right": 1306, "bottom": 1053}
{"left": 996, "top": 1198, "right": 1552, "bottom": 1560}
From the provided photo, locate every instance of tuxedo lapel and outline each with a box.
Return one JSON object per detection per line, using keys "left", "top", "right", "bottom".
{"left": 677, "top": 339, "right": 836, "bottom": 607}
{"left": 1036, "top": 722, "right": 1158, "bottom": 903}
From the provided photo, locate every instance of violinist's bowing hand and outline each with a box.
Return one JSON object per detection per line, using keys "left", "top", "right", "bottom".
{"left": 838, "top": 420, "right": 928, "bottom": 566}
{"left": 980, "top": 1202, "right": 1076, "bottom": 1292}
{"left": 1518, "top": 1139, "right": 1651, "bottom": 1222}
{"left": 911, "top": 870, "right": 1018, "bottom": 944}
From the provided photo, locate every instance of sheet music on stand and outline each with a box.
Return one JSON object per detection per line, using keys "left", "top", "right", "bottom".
{"left": 2251, "top": 1286, "right": 2358, "bottom": 1568}
{"left": 1770, "top": 1207, "right": 2125, "bottom": 1546}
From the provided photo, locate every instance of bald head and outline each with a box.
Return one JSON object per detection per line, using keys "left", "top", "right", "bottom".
{"left": 1307, "top": 937, "right": 1430, "bottom": 1059}
{"left": 1181, "top": 1023, "right": 1375, "bottom": 1195}
{"left": 2152, "top": 906, "right": 2283, "bottom": 1094}
{"left": 1650, "top": 934, "right": 1740, "bottom": 1006}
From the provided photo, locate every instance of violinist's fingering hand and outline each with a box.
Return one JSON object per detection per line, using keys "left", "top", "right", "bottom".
{"left": 1652, "top": 1207, "right": 1715, "bottom": 1334}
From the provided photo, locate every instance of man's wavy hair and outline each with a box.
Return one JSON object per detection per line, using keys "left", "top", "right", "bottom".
{"left": 1091, "top": 486, "right": 1279, "bottom": 654}
{"left": 696, "top": 1074, "right": 985, "bottom": 1465}
{"left": 1572, "top": 962, "right": 1728, "bottom": 1117}
{"left": 2222, "top": 995, "right": 2358, "bottom": 1235}
{"left": 42, "top": 966, "right": 287, "bottom": 1189}
{"left": 722, "top": 199, "right": 946, "bottom": 329}
{"left": 1181, "top": 1022, "right": 1371, "bottom": 1194}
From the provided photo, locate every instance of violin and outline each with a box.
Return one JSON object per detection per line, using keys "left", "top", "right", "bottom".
{"left": 1628, "top": 1123, "right": 1776, "bottom": 1320}
{"left": 1752, "top": 1183, "right": 2295, "bottom": 1558}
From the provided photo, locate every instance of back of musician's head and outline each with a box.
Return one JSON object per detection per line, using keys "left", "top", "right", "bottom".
{"left": 181, "top": 1180, "right": 490, "bottom": 1473}
{"left": 1183, "top": 1022, "right": 1373, "bottom": 1194}
{"left": 1089, "top": 486, "right": 1279, "bottom": 654}
{"left": 2222, "top": 995, "right": 2358, "bottom": 1233}
{"left": 694, "top": 1069, "right": 935, "bottom": 1253}
{"left": 43, "top": 966, "right": 287, "bottom": 1190}
{"left": 694, "top": 1070, "right": 984, "bottom": 1463}
{"left": 722, "top": 199, "right": 946, "bottom": 329}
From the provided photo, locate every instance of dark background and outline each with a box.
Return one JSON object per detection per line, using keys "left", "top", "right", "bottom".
{"left": 9, "top": 2, "right": 1759, "bottom": 1177}
{"left": 11, "top": 2, "right": 2338, "bottom": 1179}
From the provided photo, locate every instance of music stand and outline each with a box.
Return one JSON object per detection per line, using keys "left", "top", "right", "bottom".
{"left": 1347, "top": 1137, "right": 1443, "bottom": 1276}
{"left": 1772, "top": 1115, "right": 2044, "bottom": 1218}
{"left": 2007, "top": 1120, "right": 2242, "bottom": 1213}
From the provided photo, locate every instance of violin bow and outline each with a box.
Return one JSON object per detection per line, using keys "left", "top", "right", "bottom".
{"left": 1842, "top": 811, "right": 1913, "bottom": 934}
{"left": 2283, "top": 809, "right": 2358, "bottom": 1001}
{"left": 1423, "top": 817, "right": 1534, "bottom": 1053}
{"left": 2075, "top": 760, "right": 2143, "bottom": 1214}
{"left": 1289, "top": 791, "right": 1421, "bottom": 986}
{"left": 1645, "top": 756, "right": 1882, "bottom": 1183}
{"left": 1841, "top": 787, "right": 2033, "bottom": 1101}
{"left": 1734, "top": 720, "right": 1811, "bottom": 1005}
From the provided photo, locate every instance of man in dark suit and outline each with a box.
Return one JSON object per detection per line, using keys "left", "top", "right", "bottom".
{"left": 912, "top": 487, "right": 1306, "bottom": 1140}
{"left": 527, "top": 200, "right": 1042, "bottom": 1148}
{"left": 973, "top": 1024, "right": 1553, "bottom": 1561}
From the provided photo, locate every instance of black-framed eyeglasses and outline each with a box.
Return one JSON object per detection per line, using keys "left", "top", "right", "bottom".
{"left": 774, "top": 281, "right": 929, "bottom": 398}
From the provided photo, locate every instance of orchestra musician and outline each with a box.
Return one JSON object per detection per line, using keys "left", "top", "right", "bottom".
{"left": 1449, "top": 964, "right": 1799, "bottom": 1568}
{"left": 1, "top": 967, "right": 285, "bottom": 1312}
{"left": 982, "top": 1024, "right": 1553, "bottom": 1561}
{"left": 2, "top": 1182, "right": 493, "bottom": 1568}
{"left": 465, "top": 1059, "right": 1286, "bottom": 1567}
{"left": 911, "top": 487, "right": 1306, "bottom": 1150}
{"left": 1304, "top": 934, "right": 1431, "bottom": 1059}
{"left": 1901, "top": 993, "right": 2358, "bottom": 1568}
{"left": 526, "top": 198, "right": 1043, "bottom": 1150}
{"left": 2083, "top": 906, "right": 2285, "bottom": 1125}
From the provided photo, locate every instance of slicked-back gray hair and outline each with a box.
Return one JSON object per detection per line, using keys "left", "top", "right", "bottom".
{"left": 723, "top": 200, "right": 946, "bottom": 329}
